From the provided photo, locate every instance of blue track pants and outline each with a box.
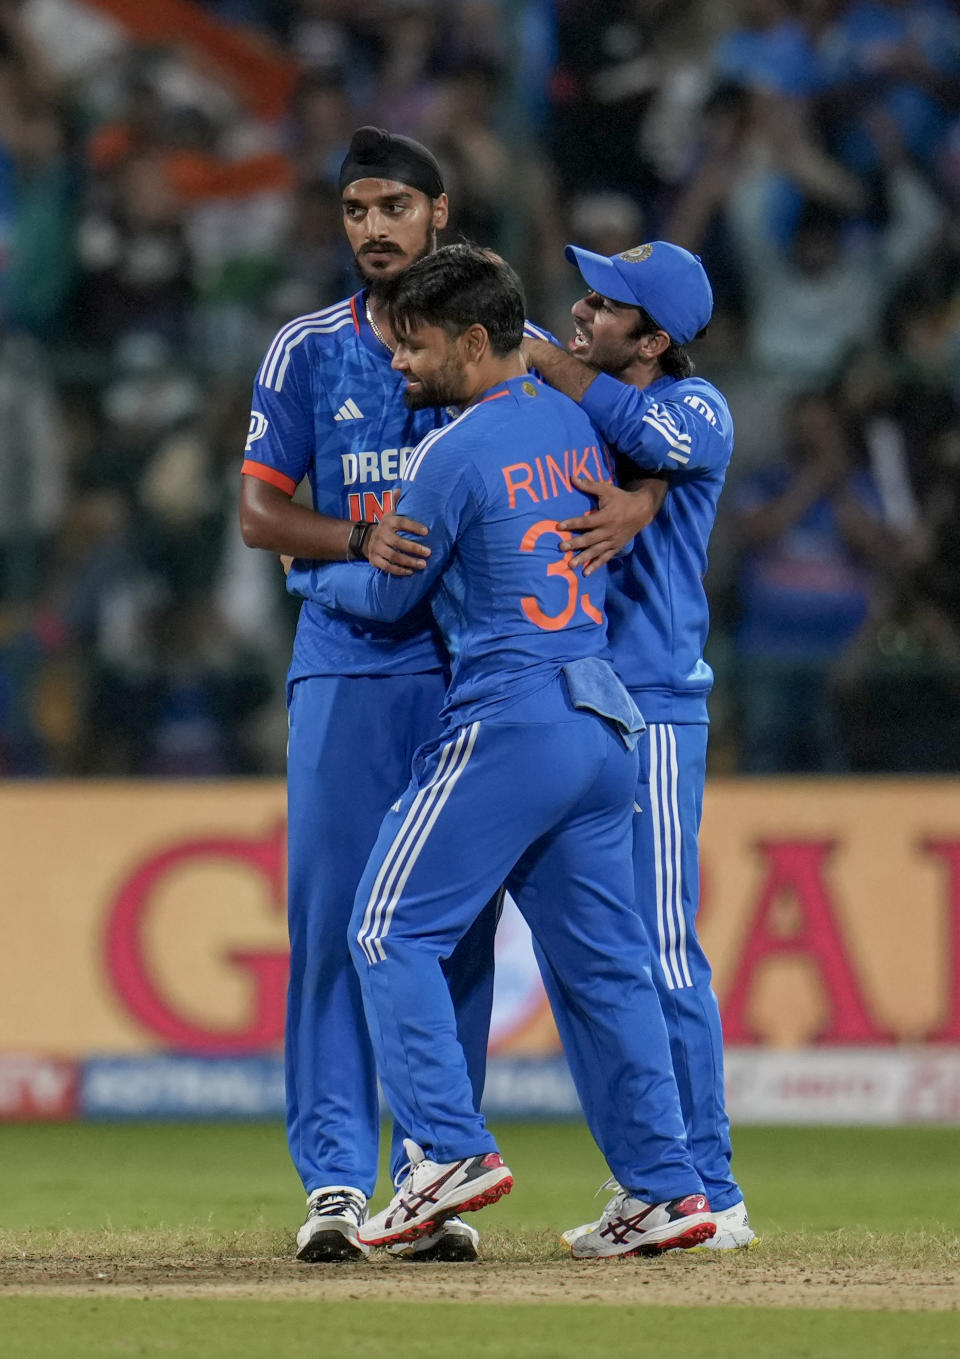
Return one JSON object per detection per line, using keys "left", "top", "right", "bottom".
{"left": 349, "top": 681, "right": 705, "bottom": 1203}
{"left": 286, "top": 672, "right": 497, "bottom": 1196}
{"left": 634, "top": 723, "right": 740, "bottom": 1210}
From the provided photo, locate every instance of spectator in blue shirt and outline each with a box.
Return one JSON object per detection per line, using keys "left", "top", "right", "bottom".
{"left": 732, "top": 390, "right": 889, "bottom": 772}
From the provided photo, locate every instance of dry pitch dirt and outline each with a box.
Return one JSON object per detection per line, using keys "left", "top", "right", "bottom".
{"left": 3, "top": 1252, "right": 958, "bottom": 1311}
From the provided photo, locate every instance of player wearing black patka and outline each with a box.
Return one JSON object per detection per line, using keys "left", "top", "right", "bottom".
{"left": 241, "top": 128, "right": 496, "bottom": 1263}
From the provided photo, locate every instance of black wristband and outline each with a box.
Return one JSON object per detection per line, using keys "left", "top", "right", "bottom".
{"left": 346, "top": 520, "right": 374, "bottom": 562}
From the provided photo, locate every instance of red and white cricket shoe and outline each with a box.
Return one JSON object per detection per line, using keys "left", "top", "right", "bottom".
{"left": 564, "top": 1183, "right": 756, "bottom": 1254}
{"left": 569, "top": 1186, "right": 716, "bottom": 1259}
{"left": 359, "top": 1139, "right": 513, "bottom": 1248}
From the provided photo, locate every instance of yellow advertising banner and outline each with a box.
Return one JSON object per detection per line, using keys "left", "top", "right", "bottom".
{"left": 1, "top": 779, "right": 958, "bottom": 1057}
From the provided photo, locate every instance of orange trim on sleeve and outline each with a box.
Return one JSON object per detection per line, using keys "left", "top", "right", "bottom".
{"left": 350, "top": 294, "right": 362, "bottom": 334}
{"left": 241, "top": 460, "right": 297, "bottom": 496}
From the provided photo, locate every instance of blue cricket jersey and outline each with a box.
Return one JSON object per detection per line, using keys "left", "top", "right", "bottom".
{"left": 243, "top": 290, "right": 448, "bottom": 680}
{"left": 286, "top": 375, "right": 621, "bottom": 727}
{"left": 579, "top": 371, "right": 735, "bottom": 724}
{"left": 243, "top": 298, "right": 559, "bottom": 683}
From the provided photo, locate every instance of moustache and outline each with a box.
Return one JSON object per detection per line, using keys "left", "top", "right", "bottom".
{"left": 359, "top": 242, "right": 403, "bottom": 256}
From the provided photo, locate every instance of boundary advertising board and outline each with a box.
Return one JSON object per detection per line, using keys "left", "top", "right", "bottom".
{"left": 2, "top": 780, "right": 958, "bottom": 1120}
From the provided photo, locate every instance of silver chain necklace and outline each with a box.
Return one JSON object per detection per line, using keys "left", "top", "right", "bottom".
{"left": 365, "top": 297, "right": 393, "bottom": 352}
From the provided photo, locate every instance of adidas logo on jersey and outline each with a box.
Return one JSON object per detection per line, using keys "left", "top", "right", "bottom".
{"left": 334, "top": 399, "right": 365, "bottom": 422}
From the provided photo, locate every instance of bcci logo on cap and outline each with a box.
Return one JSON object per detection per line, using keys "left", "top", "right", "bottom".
{"left": 619, "top": 244, "right": 654, "bottom": 264}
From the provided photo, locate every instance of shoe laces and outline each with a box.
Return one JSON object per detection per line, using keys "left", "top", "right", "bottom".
{"left": 596, "top": 1180, "right": 654, "bottom": 1224}
{"left": 308, "top": 1186, "right": 366, "bottom": 1222}
{"left": 393, "top": 1137, "right": 427, "bottom": 1188}
{"left": 601, "top": 1189, "right": 635, "bottom": 1221}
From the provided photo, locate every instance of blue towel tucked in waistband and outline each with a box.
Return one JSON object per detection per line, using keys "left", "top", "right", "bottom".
{"left": 561, "top": 657, "right": 646, "bottom": 751}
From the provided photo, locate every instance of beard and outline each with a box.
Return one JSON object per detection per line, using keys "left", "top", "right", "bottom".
{"left": 402, "top": 386, "right": 435, "bottom": 410}
{"left": 402, "top": 352, "right": 467, "bottom": 410}
{"left": 589, "top": 340, "right": 638, "bottom": 380}
{"left": 353, "top": 229, "right": 437, "bottom": 300}
{"left": 402, "top": 376, "right": 458, "bottom": 410}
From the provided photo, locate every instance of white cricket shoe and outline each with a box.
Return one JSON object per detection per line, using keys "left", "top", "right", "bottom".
{"left": 385, "top": 1215, "right": 480, "bottom": 1261}
{"left": 359, "top": 1139, "right": 512, "bottom": 1248}
{"left": 568, "top": 1186, "right": 716, "bottom": 1259}
{"left": 700, "top": 1199, "right": 757, "bottom": 1250}
{"left": 296, "top": 1185, "right": 369, "bottom": 1262}
{"left": 563, "top": 1184, "right": 757, "bottom": 1253}
{"left": 561, "top": 1176, "right": 619, "bottom": 1248}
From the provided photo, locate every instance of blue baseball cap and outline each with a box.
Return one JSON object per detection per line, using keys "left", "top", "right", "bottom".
{"left": 564, "top": 240, "right": 713, "bottom": 345}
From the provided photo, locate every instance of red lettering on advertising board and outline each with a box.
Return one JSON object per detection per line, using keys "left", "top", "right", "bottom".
{"left": 722, "top": 840, "right": 886, "bottom": 1043}
{"left": 922, "top": 840, "right": 960, "bottom": 1041}
{"left": 0, "top": 1056, "right": 77, "bottom": 1120}
{"left": 899, "top": 1057, "right": 960, "bottom": 1119}
{"left": 105, "top": 824, "right": 287, "bottom": 1051}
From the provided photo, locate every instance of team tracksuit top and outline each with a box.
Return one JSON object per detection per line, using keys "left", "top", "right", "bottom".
{"left": 578, "top": 371, "right": 735, "bottom": 725}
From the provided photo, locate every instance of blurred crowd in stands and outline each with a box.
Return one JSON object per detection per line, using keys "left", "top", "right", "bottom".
{"left": 1, "top": 0, "right": 959, "bottom": 776}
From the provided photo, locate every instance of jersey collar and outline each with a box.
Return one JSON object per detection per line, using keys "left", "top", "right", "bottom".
{"left": 470, "top": 374, "right": 533, "bottom": 407}
{"left": 644, "top": 373, "right": 675, "bottom": 396}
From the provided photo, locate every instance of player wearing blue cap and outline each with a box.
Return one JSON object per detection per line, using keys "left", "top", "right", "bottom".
{"left": 524, "top": 241, "right": 755, "bottom": 1251}
{"left": 285, "top": 242, "right": 718, "bottom": 1258}
{"left": 240, "top": 128, "right": 501, "bottom": 1263}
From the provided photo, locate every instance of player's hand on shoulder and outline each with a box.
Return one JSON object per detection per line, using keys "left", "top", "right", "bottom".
{"left": 366, "top": 511, "right": 431, "bottom": 577}
{"left": 557, "top": 475, "right": 666, "bottom": 576}
{"left": 521, "top": 333, "right": 559, "bottom": 371}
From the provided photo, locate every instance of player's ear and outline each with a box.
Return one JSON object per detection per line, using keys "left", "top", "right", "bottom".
{"left": 636, "top": 329, "right": 669, "bottom": 362}
{"left": 461, "top": 323, "right": 488, "bottom": 363}
{"left": 432, "top": 193, "right": 449, "bottom": 231}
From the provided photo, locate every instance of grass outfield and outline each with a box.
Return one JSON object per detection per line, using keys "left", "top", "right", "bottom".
{"left": 1, "top": 1120, "right": 957, "bottom": 1238}
{"left": 2, "top": 1300, "right": 958, "bottom": 1359}
{"left": 1, "top": 1121, "right": 958, "bottom": 1358}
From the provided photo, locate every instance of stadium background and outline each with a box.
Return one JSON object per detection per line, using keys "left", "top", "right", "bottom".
{"left": 1, "top": 0, "right": 959, "bottom": 1130}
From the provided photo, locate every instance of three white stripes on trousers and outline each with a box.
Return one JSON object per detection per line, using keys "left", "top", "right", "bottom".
{"left": 358, "top": 723, "right": 480, "bottom": 965}
{"left": 358, "top": 718, "right": 692, "bottom": 988}
{"left": 649, "top": 724, "right": 692, "bottom": 990}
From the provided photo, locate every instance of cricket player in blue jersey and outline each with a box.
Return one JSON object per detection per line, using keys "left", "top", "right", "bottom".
{"left": 240, "top": 127, "right": 504, "bottom": 1263}
{"left": 286, "top": 243, "right": 718, "bottom": 1257}
{"left": 524, "top": 242, "right": 755, "bottom": 1250}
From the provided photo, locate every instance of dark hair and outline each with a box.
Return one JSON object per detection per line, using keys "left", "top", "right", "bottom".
{"left": 386, "top": 243, "right": 525, "bottom": 356}
{"left": 631, "top": 306, "right": 697, "bottom": 379}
